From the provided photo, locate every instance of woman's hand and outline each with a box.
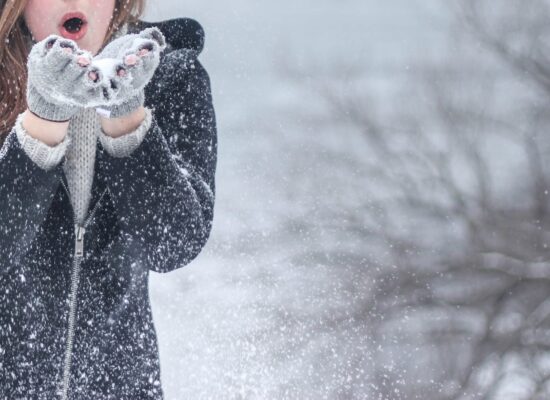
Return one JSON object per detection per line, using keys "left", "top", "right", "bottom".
{"left": 91, "top": 27, "right": 167, "bottom": 119}
{"left": 26, "top": 35, "right": 101, "bottom": 122}
{"left": 25, "top": 27, "right": 166, "bottom": 124}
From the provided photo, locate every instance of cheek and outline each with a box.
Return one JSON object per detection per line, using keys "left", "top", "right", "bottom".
{"left": 24, "top": 0, "right": 57, "bottom": 41}
{"left": 90, "top": 0, "right": 116, "bottom": 25}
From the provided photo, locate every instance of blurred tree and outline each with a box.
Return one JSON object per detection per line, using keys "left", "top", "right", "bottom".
{"left": 276, "top": 0, "right": 550, "bottom": 398}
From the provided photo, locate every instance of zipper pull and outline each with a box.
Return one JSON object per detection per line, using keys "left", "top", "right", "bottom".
{"left": 75, "top": 224, "right": 86, "bottom": 257}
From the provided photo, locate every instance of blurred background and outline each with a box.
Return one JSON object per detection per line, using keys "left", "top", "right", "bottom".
{"left": 145, "top": 0, "right": 550, "bottom": 398}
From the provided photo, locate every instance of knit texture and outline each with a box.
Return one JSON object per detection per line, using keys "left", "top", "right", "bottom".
{"left": 15, "top": 107, "right": 152, "bottom": 224}
{"left": 93, "top": 27, "right": 166, "bottom": 118}
{"left": 14, "top": 112, "right": 71, "bottom": 170}
{"left": 26, "top": 84, "right": 79, "bottom": 122}
{"left": 13, "top": 23, "right": 156, "bottom": 225}
{"left": 98, "top": 106, "right": 152, "bottom": 157}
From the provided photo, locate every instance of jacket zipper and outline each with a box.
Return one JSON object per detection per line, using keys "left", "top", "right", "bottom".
{"left": 58, "top": 178, "right": 107, "bottom": 400}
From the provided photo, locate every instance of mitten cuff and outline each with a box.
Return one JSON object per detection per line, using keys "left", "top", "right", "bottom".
{"left": 106, "top": 91, "right": 145, "bottom": 119}
{"left": 14, "top": 112, "right": 71, "bottom": 171}
{"left": 98, "top": 107, "right": 152, "bottom": 158}
{"left": 26, "top": 84, "right": 78, "bottom": 122}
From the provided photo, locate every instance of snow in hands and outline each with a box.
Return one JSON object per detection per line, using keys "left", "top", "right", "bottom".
{"left": 28, "top": 27, "right": 166, "bottom": 111}
{"left": 92, "top": 27, "right": 167, "bottom": 118}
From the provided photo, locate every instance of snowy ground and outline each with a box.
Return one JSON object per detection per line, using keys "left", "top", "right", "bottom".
{"left": 144, "top": 1, "right": 450, "bottom": 398}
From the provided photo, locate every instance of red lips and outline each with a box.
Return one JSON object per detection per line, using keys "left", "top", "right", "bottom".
{"left": 58, "top": 11, "right": 88, "bottom": 41}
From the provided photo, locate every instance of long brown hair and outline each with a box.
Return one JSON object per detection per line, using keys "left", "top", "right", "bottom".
{"left": 0, "top": 0, "right": 146, "bottom": 143}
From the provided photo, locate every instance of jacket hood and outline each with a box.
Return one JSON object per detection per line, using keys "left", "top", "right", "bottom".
{"left": 128, "top": 17, "right": 205, "bottom": 56}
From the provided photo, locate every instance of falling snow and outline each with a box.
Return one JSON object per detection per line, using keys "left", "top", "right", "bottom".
{"left": 4, "top": 0, "right": 542, "bottom": 399}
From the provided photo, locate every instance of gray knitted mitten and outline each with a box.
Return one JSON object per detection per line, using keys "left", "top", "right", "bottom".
{"left": 91, "top": 27, "right": 167, "bottom": 118}
{"left": 26, "top": 35, "right": 99, "bottom": 122}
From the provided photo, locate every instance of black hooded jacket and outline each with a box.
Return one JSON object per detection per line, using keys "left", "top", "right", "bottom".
{"left": 0, "top": 17, "right": 217, "bottom": 399}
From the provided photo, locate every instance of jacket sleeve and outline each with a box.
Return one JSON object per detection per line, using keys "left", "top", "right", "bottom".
{"left": 96, "top": 49, "right": 217, "bottom": 273}
{"left": 0, "top": 116, "right": 67, "bottom": 274}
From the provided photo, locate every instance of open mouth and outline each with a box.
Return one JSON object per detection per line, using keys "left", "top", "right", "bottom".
{"left": 59, "top": 12, "right": 88, "bottom": 40}
{"left": 63, "top": 17, "right": 85, "bottom": 33}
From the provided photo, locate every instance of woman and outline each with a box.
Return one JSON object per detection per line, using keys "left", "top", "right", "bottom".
{"left": 0, "top": 0, "right": 217, "bottom": 398}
